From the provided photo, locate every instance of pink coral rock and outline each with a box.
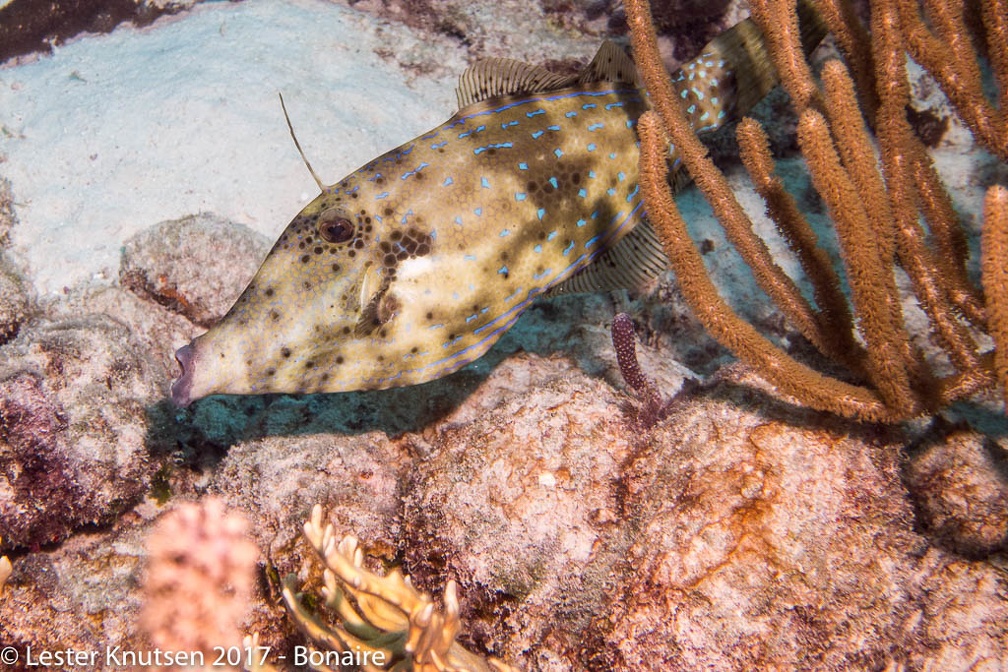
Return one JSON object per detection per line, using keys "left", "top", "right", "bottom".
{"left": 905, "top": 426, "right": 1008, "bottom": 556}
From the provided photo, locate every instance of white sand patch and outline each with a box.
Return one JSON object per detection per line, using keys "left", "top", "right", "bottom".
{"left": 0, "top": 0, "right": 461, "bottom": 294}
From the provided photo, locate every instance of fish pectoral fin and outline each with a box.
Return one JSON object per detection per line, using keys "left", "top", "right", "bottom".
{"left": 354, "top": 277, "right": 396, "bottom": 337}
{"left": 547, "top": 219, "right": 670, "bottom": 296}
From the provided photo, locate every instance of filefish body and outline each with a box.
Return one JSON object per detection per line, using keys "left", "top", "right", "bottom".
{"left": 171, "top": 7, "right": 827, "bottom": 406}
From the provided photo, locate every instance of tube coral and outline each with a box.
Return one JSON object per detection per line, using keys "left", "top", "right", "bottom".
{"left": 625, "top": 0, "right": 1007, "bottom": 422}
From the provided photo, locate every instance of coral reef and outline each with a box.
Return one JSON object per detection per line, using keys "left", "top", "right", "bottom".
{"left": 626, "top": 0, "right": 1008, "bottom": 421}
{"left": 0, "top": 1, "right": 1006, "bottom": 670}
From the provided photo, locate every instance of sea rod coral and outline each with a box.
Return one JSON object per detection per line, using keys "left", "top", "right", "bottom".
{"left": 625, "top": 0, "right": 1007, "bottom": 422}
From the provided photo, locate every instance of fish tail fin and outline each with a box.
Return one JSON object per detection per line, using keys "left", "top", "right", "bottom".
{"left": 279, "top": 92, "right": 326, "bottom": 192}
{"left": 675, "top": 0, "right": 829, "bottom": 131}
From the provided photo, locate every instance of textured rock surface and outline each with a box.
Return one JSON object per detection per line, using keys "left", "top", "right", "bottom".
{"left": 0, "top": 316, "right": 161, "bottom": 549}
{"left": 402, "top": 355, "right": 632, "bottom": 667}
{"left": 120, "top": 213, "right": 270, "bottom": 328}
{"left": 597, "top": 367, "right": 1008, "bottom": 671}
{"left": 0, "top": 507, "right": 155, "bottom": 657}
{"left": 210, "top": 432, "right": 409, "bottom": 566}
{"left": 905, "top": 425, "right": 1008, "bottom": 557}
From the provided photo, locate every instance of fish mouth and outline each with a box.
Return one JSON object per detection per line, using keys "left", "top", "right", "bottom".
{"left": 171, "top": 343, "right": 197, "bottom": 407}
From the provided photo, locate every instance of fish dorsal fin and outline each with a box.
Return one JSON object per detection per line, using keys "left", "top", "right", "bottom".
{"left": 456, "top": 59, "right": 575, "bottom": 109}
{"left": 548, "top": 219, "right": 670, "bottom": 296}
{"left": 455, "top": 40, "right": 638, "bottom": 109}
{"left": 575, "top": 40, "right": 640, "bottom": 87}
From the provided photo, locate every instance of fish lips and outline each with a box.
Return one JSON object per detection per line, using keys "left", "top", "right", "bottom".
{"left": 171, "top": 343, "right": 197, "bottom": 407}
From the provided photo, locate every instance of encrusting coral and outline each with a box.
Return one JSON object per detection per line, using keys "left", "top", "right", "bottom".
{"left": 625, "top": 0, "right": 1008, "bottom": 422}
{"left": 282, "top": 504, "right": 516, "bottom": 672}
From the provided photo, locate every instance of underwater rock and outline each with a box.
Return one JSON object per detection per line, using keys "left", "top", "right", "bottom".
{"left": 210, "top": 432, "right": 408, "bottom": 568}
{"left": 209, "top": 432, "right": 410, "bottom": 647}
{"left": 0, "top": 177, "right": 15, "bottom": 247}
{"left": 905, "top": 426, "right": 1008, "bottom": 557}
{"left": 0, "top": 256, "right": 30, "bottom": 344}
{"left": 47, "top": 283, "right": 197, "bottom": 386}
{"left": 0, "top": 315, "right": 160, "bottom": 549}
{"left": 120, "top": 213, "right": 270, "bottom": 328}
{"left": 598, "top": 364, "right": 1008, "bottom": 671}
{"left": 401, "top": 354, "right": 633, "bottom": 668}
{"left": 0, "top": 504, "right": 155, "bottom": 657}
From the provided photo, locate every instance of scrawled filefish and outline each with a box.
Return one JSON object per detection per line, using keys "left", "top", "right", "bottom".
{"left": 171, "top": 3, "right": 827, "bottom": 406}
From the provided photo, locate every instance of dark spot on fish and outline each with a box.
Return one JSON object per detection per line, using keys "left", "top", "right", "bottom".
{"left": 301, "top": 254, "right": 310, "bottom": 263}
{"left": 348, "top": 250, "right": 356, "bottom": 258}
{"left": 321, "top": 373, "right": 330, "bottom": 382}
{"left": 303, "top": 281, "right": 312, "bottom": 290}
{"left": 572, "top": 172, "right": 581, "bottom": 184}
{"left": 411, "top": 346, "right": 418, "bottom": 353}
{"left": 365, "top": 216, "right": 372, "bottom": 224}
{"left": 528, "top": 181, "right": 539, "bottom": 193}
{"left": 270, "top": 309, "right": 280, "bottom": 321}
{"left": 426, "top": 311, "right": 433, "bottom": 320}
{"left": 383, "top": 207, "right": 393, "bottom": 216}
{"left": 331, "top": 263, "right": 341, "bottom": 273}
{"left": 342, "top": 326, "right": 351, "bottom": 335}
{"left": 336, "top": 356, "right": 344, "bottom": 364}
{"left": 281, "top": 347, "right": 291, "bottom": 358}
{"left": 351, "top": 192, "right": 359, "bottom": 199}
{"left": 376, "top": 176, "right": 385, "bottom": 185}
{"left": 265, "top": 367, "right": 276, "bottom": 377}
{"left": 305, "top": 360, "right": 315, "bottom": 369}
{"left": 264, "top": 287, "right": 274, "bottom": 297}
{"left": 379, "top": 328, "right": 387, "bottom": 337}
{"left": 314, "top": 246, "right": 323, "bottom": 254}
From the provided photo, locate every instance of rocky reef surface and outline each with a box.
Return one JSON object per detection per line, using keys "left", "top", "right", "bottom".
{"left": 1, "top": 1, "right": 1006, "bottom": 670}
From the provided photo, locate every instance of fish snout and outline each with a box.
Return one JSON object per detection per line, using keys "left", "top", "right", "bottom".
{"left": 171, "top": 343, "right": 197, "bottom": 407}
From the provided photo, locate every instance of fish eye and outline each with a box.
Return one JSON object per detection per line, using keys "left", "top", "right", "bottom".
{"left": 318, "top": 208, "right": 355, "bottom": 243}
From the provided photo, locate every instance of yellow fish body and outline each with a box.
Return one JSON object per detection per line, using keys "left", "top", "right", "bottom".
{"left": 171, "top": 6, "right": 827, "bottom": 406}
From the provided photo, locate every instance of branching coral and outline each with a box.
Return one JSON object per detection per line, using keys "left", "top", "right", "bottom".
{"left": 141, "top": 498, "right": 259, "bottom": 657}
{"left": 282, "top": 504, "right": 516, "bottom": 672}
{"left": 625, "top": 0, "right": 1008, "bottom": 422}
